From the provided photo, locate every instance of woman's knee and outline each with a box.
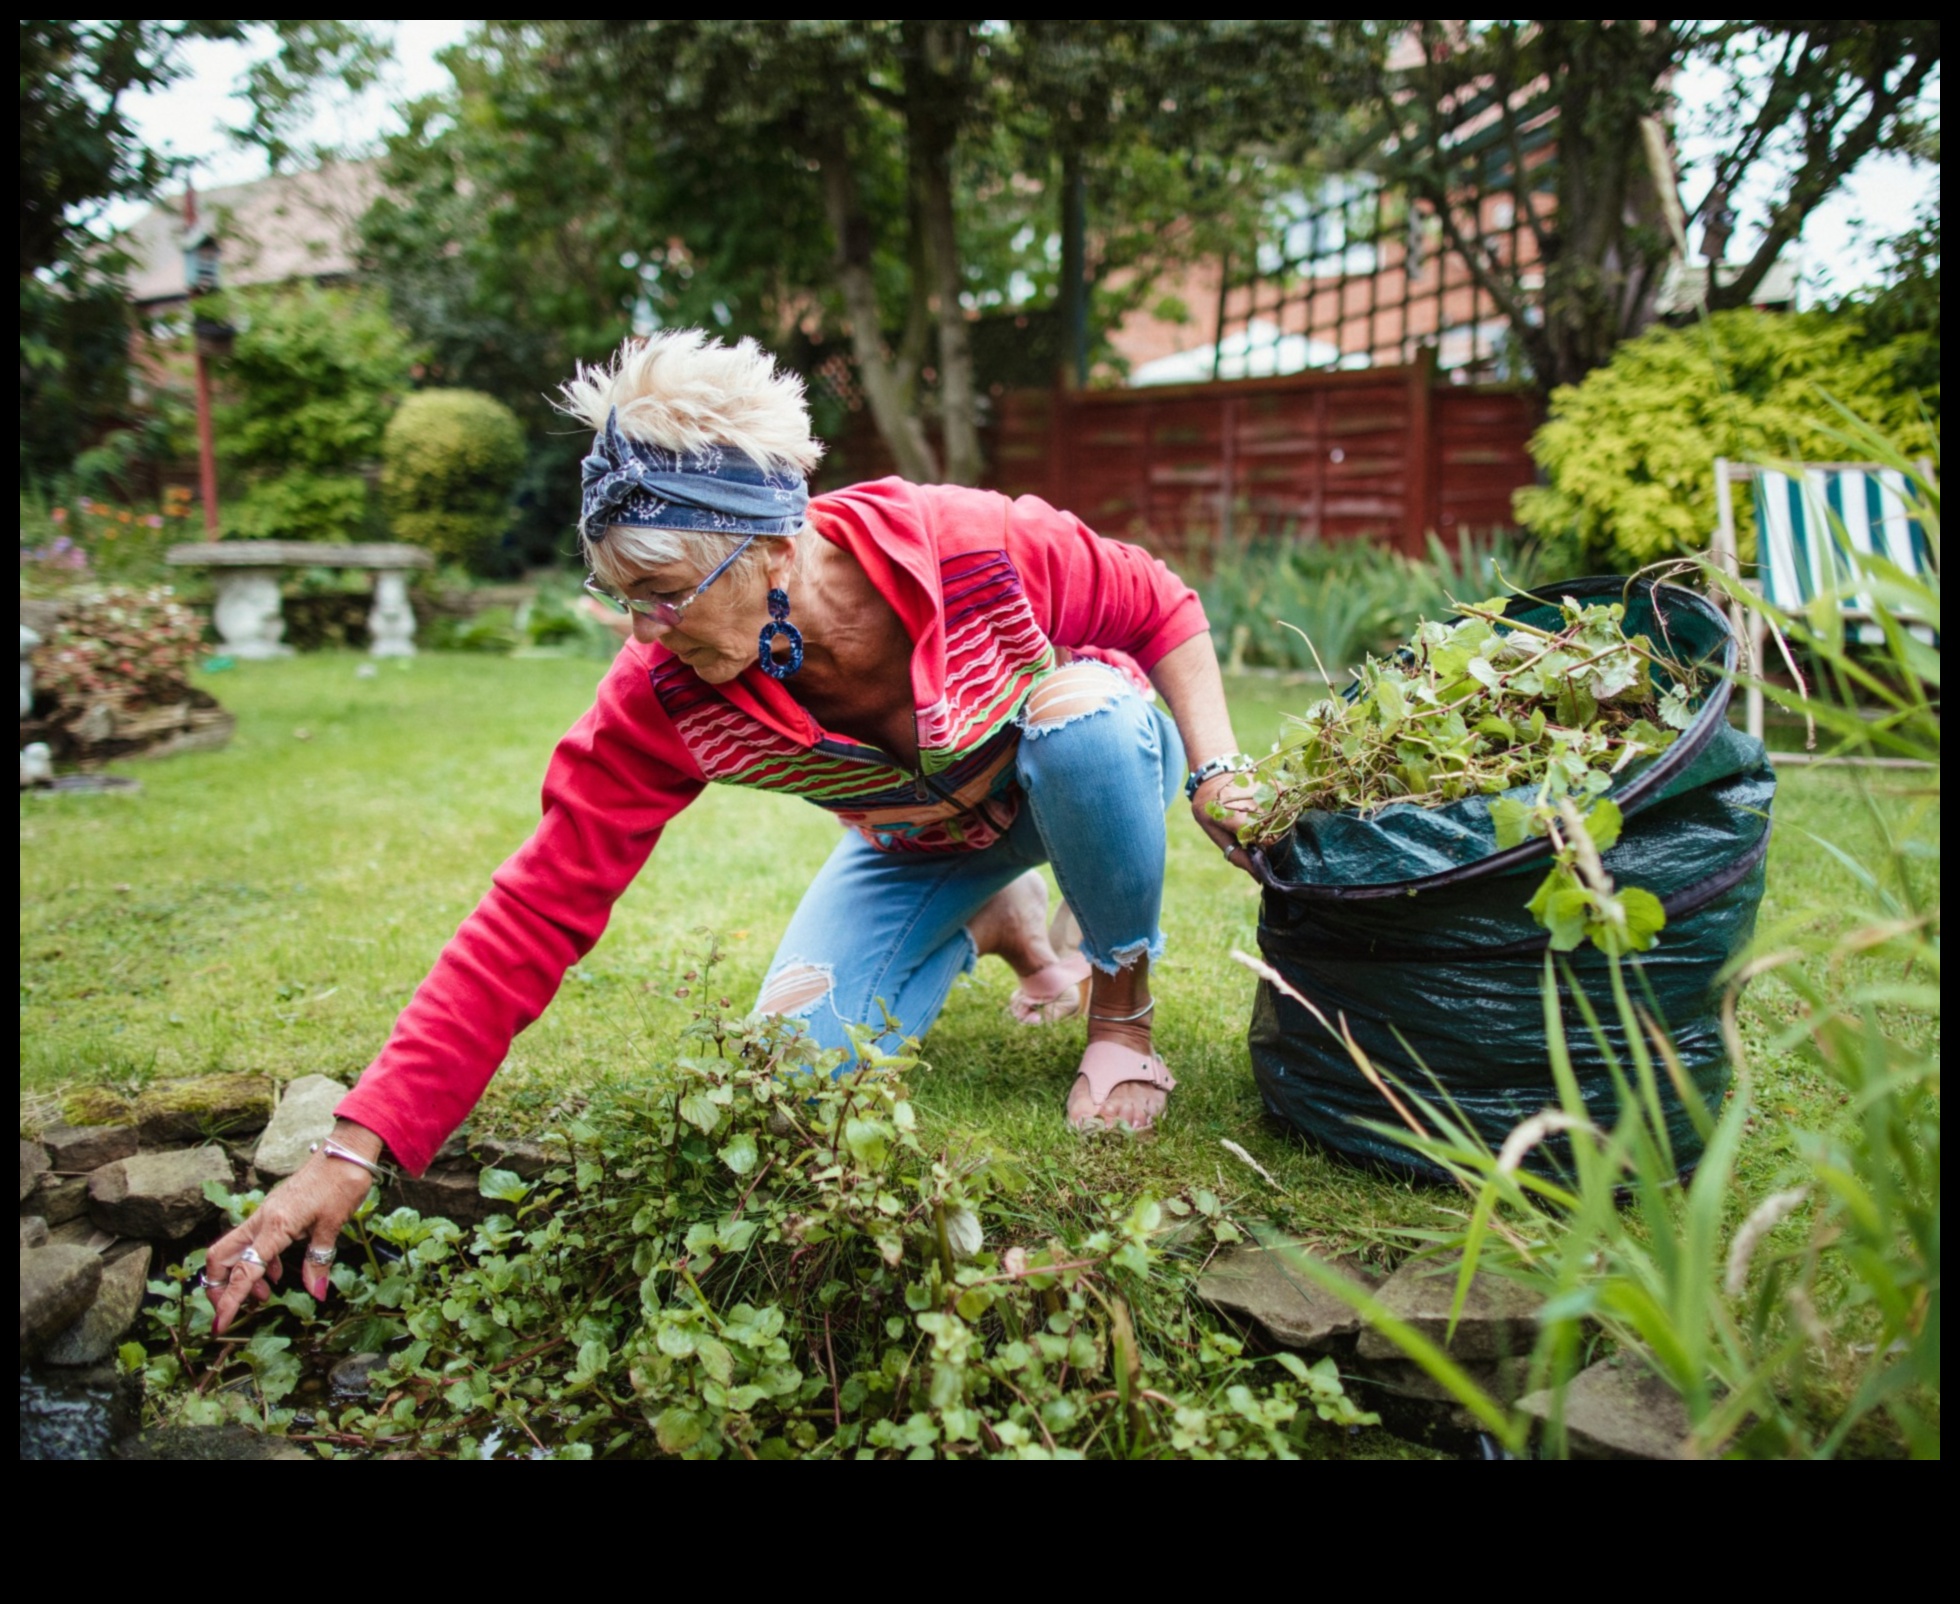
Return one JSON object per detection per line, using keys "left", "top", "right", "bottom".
{"left": 1018, "top": 662, "right": 1155, "bottom": 744}
{"left": 756, "top": 959, "right": 836, "bottom": 1019}
{"left": 1020, "top": 662, "right": 1130, "bottom": 735}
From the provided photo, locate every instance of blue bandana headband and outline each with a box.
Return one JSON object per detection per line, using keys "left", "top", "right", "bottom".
{"left": 579, "top": 406, "right": 808, "bottom": 540}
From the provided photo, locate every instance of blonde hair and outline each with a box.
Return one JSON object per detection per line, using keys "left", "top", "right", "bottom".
{"left": 557, "top": 330, "right": 822, "bottom": 590}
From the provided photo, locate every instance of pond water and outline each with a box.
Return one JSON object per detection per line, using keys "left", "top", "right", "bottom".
{"left": 19, "top": 1366, "right": 135, "bottom": 1460}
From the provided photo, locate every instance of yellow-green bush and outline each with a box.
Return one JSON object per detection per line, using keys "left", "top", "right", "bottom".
{"left": 381, "top": 388, "right": 525, "bottom": 569}
{"left": 1514, "top": 310, "right": 1938, "bottom": 570}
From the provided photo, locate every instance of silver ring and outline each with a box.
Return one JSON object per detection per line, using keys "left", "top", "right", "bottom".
{"left": 236, "top": 1245, "right": 265, "bottom": 1269}
{"left": 198, "top": 1270, "right": 226, "bottom": 1290}
{"left": 303, "top": 1246, "right": 337, "bottom": 1267}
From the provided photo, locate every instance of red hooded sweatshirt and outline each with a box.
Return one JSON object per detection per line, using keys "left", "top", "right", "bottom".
{"left": 336, "top": 479, "right": 1207, "bottom": 1172}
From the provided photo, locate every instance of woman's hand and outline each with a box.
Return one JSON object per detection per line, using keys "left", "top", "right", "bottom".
{"left": 1191, "top": 770, "right": 1262, "bottom": 879}
{"left": 202, "top": 1118, "right": 382, "bottom": 1334}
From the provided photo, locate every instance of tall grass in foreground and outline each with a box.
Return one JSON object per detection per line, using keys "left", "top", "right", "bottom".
{"left": 1266, "top": 422, "right": 1939, "bottom": 1458}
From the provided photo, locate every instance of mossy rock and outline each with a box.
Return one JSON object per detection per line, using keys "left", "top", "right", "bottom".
{"left": 134, "top": 1075, "right": 276, "bottom": 1144}
{"left": 59, "top": 1087, "right": 136, "bottom": 1128}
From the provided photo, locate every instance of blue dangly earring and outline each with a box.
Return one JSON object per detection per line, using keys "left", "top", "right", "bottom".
{"left": 758, "top": 588, "right": 804, "bottom": 680}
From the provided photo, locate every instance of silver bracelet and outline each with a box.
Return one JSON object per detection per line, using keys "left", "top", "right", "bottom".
{"left": 310, "top": 1137, "right": 396, "bottom": 1186}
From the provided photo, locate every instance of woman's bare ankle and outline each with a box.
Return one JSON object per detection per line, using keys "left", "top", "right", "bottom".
{"left": 1085, "top": 958, "right": 1154, "bottom": 1053}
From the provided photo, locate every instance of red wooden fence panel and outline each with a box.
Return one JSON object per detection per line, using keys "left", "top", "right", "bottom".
{"left": 818, "top": 363, "right": 1541, "bottom": 561}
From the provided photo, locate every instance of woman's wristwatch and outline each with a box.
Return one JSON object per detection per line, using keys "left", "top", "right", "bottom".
{"left": 1184, "top": 752, "right": 1256, "bottom": 802}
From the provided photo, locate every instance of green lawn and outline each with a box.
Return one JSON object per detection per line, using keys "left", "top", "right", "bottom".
{"left": 19, "top": 652, "right": 1936, "bottom": 1258}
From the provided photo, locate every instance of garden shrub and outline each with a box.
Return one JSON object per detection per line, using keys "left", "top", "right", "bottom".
{"left": 1514, "top": 310, "right": 1938, "bottom": 570}
{"left": 1194, "top": 528, "right": 1562, "bottom": 674}
{"left": 214, "top": 284, "right": 420, "bottom": 543}
{"left": 381, "top": 389, "right": 525, "bottom": 570}
{"left": 30, "top": 585, "right": 204, "bottom": 710}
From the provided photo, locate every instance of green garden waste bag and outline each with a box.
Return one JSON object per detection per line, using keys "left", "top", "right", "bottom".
{"left": 1246, "top": 577, "right": 1774, "bottom": 1180}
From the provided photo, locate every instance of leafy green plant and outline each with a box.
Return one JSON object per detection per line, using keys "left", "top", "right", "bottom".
{"left": 214, "top": 283, "right": 421, "bottom": 543}
{"left": 1197, "top": 535, "right": 1415, "bottom": 673}
{"left": 425, "top": 605, "right": 521, "bottom": 654}
{"left": 1265, "top": 425, "right": 1940, "bottom": 1458}
{"left": 1239, "top": 596, "right": 1694, "bottom": 854}
{"left": 380, "top": 388, "right": 525, "bottom": 570}
{"left": 1515, "top": 310, "right": 1938, "bottom": 571}
{"left": 515, "top": 579, "right": 623, "bottom": 660}
{"left": 135, "top": 991, "right": 1378, "bottom": 1459}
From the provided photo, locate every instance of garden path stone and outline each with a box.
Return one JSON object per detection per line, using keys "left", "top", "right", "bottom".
{"left": 28, "top": 1172, "right": 90, "bottom": 1225}
{"left": 253, "top": 1075, "right": 348, "bottom": 1177}
{"left": 1194, "top": 1243, "right": 1379, "bottom": 1351}
{"left": 134, "top": 1075, "right": 275, "bottom": 1145}
{"left": 87, "top": 1147, "right": 231, "bottom": 1238}
{"left": 44, "top": 1244, "right": 152, "bottom": 1366}
{"left": 21, "top": 1216, "right": 49, "bottom": 1249}
{"left": 1517, "top": 1357, "right": 1690, "bottom": 1460}
{"left": 20, "top": 1139, "right": 49, "bottom": 1202}
{"left": 1356, "top": 1259, "right": 1540, "bottom": 1361}
{"left": 42, "top": 1122, "right": 138, "bottom": 1172}
{"left": 20, "top": 1244, "right": 102, "bottom": 1356}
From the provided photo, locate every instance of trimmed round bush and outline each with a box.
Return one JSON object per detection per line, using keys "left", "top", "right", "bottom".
{"left": 381, "top": 389, "right": 525, "bottom": 569}
{"left": 1514, "top": 310, "right": 1937, "bottom": 570}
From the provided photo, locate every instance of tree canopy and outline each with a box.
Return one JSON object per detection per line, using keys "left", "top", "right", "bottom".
{"left": 1345, "top": 20, "right": 1942, "bottom": 392}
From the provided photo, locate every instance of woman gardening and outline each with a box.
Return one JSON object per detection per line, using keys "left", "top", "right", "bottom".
{"left": 201, "top": 332, "right": 1258, "bottom": 1331}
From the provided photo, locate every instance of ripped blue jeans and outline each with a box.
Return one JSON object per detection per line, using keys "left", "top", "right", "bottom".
{"left": 756, "top": 661, "right": 1186, "bottom": 1054}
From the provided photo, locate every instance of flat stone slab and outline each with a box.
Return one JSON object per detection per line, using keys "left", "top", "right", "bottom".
{"left": 253, "top": 1075, "right": 348, "bottom": 1177}
{"left": 472, "top": 1136, "right": 555, "bottom": 1180}
{"left": 1194, "top": 1243, "right": 1379, "bottom": 1351}
{"left": 20, "top": 1138, "right": 49, "bottom": 1202}
{"left": 115, "top": 1426, "right": 311, "bottom": 1461}
{"left": 26, "top": 1172, "right": 90, "bottom": 1225}
{"left": 166, "top": 540, "right": 432, "bottom": 570}
{"left": 21, "top": 1244, "right": 103, "bottom": 1356}
{"left": 1356, "top": 1354, "right": 1534, "bottom": 1408}
{"left": 1356, "top": 1258, "right": 1540, "bottom": 1362}
{"left": 42, "top": 1122, "right": 138, "bottom": 1172}
{"left": 49, "top": 1221, "right": 120, "bottom": 1252}
{"left": 87, "top": 1147, "right": 232, "bottom": 1239}
{"left": 44, "top": 1244, "right": 153, "bottom": 1367}
{"left": 134, "top": 1075, "right": 274, "bottom": 1145}
{"left": 387, "top": 1168, "right": 496, "bottom": 1228}
{"left": 1517, "top": 1356, "right": 1691, "bottom": 1460}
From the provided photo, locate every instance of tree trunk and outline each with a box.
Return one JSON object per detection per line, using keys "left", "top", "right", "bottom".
{"left": 1059, "top": 142, "right": 1087, "bottom": 389}
{"left": 815, "top": 121, "right": 940, "bottom": 485}
{"left": 905, "top": 22, "right": 982, "bottom": 486}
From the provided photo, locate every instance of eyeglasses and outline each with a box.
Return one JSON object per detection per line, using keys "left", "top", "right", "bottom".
{"left": 583, "top": 533, "right": 759, "bottom": 626}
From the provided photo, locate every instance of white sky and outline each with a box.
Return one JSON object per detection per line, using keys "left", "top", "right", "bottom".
{"left": 108, "top": 21, "right": 1938, "bottom": 302}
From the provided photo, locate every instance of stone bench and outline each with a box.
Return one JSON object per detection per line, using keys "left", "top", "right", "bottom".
{"left": 165, "top": 541, "right": 434, "bottom": 659}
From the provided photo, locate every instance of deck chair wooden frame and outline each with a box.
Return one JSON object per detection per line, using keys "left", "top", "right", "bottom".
{"left": 1708, "top": 455, "right": 1938, "bottom": 746}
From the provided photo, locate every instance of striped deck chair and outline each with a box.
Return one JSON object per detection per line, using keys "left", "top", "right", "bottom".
{"left": 1709, "top": 456, "right": 1939, "bottom": 740}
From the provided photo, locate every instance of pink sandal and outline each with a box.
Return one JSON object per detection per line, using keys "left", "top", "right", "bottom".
{"left": 1068, "top": 1016, "right": 1176, "bottom": 1134}
{"left": 1007, "top": 901, "right": 1092, "bottom": 1025}
{"left": 1008, "top": 956, "right": 1092, "bottom": 1024}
